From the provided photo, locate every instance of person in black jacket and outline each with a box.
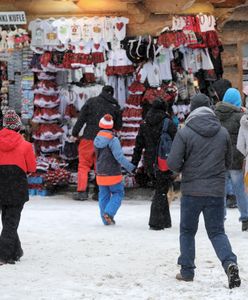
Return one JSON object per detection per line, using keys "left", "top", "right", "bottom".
{"left": 212, "top": 79, "right": 237, "bottom": 208}
{"left": 71, "top": 85, "right": 122, "bottom": 201}
{"left": 167, "top": 94, "right": 240, "bottom": 288}
{"left": 132, "top": 98, "right": 177, "bottom": 230}
{"left": 215, "top": 88, "right": 248, "bottom": 230}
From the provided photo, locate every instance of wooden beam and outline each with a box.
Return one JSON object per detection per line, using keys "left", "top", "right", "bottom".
{"left": 144, "top": 0, "right": 196, "bottom": 14}
{"left": 213, "top": 0, "right": 246, "bottom": 8}
{"left": 128, "top": 13, "right": 171, "bottom": 35}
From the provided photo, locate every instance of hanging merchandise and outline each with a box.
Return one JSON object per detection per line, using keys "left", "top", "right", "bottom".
{"left": 32, "top": 72, "right": 63, "bottom": 155}
{"left": 29, "top": 16, "right": 129, "bottom": 51}
{"left": 21, "top": 75, "right": 34, "bottom": 120}
{"left": 24, "top": 12, "right": 224, "bottom": 192}
{"left": 28, "top": 156, "right": 71, "bottom": 196}
{"left": 0, "top": 24, "right": 30, "bottom": 118}
{"left": 117, "top": 13, "right": 224, "bottom": 169}
{"left": 158, "top": 14, "right": 222, "bottom": 81}
{"left": 106, "top": 46, "right": 135, "bottom": 108}
{"left": 120, "top": 68, "right": 145, "bottom": 161}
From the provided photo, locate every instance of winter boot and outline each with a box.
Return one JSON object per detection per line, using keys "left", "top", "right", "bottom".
{"left": 73, "top": 191, "right": 88, "bottom": 201}
{"left": 242, "top": 220, "right": 248, "bottom": 231}
{"left": 149, "top": 226, "right": 164, "bottom": 231}
{"left": 175, "top": 273, "right": 193, "bottom": 282}
{"left": 226, "top": 263, "right": 241, "bottom": 289}
{"left": 103, "top": 213, "right": 115, "bottom": 225}
{"left": 226, "top": 194, "right": 237, "bottom": 208}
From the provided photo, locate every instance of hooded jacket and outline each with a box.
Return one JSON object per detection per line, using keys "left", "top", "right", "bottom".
{"left": 131, "top": 106, "right": 177, "bottom": 175}
{"left": 167, "top": 107, "right": 232, "bottom": 197}
{"left": 0, "top": 128, "right": 36, "bottom": 205}
{"left": 237, "top": 114, "right": 248, "bottom": 173}
{"left": 215, "top": 102, "right": 244, "bottom": 169}
{"left": 94, "top": 130, "right": 134, "bottom": 185}
{"left": 72, "top": 91, "right": 122, "bottom": 140}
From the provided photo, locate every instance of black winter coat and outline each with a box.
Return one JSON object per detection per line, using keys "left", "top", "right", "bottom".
{"left": 0, "top": 128, "right": 36, "bottom": 206}
{"left": 0, "top": 166, "right": 29, "bottom": 206}
{"left": 131, "top": 107, "right": 177, "bottom": 175}
{"left": 215, "top": 102, "right": 244, "bottom": 170}
{"left": 72, "top": 91, "right": 122, "bottom": 140}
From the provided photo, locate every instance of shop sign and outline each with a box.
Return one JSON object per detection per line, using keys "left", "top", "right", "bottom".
{"left": 0, "top": 11, "right": 26, "bottom": 25}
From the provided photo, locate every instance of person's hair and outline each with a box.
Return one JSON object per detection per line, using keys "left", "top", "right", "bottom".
{"left": 152, "top": 97, "right": 168, "bottom": 112}
{"left": 102, "top": 85, "right": 114, "bottom": 96}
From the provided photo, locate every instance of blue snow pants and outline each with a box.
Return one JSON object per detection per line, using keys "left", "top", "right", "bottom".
{"left": 98, "top": 182, "right": 124, "bottom": 225}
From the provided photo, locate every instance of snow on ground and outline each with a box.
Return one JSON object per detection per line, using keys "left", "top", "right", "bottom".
{"left": 0, "top": 190, "right": 247, "bottom": 300}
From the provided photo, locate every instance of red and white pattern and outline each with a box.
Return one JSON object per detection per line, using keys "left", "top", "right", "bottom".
{"left": 33, "top": 124, "right": 64, "bottom": 141}
{"left": 34, "top": 94, "right": 60, "bottom": 108}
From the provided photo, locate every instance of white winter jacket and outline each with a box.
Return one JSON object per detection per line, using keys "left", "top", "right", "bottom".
{"left": 237, "top": 114, "right": 248, "bottom": 173}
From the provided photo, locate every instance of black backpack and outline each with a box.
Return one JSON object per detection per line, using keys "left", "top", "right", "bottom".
{"left": 156, "top": 118, "right": 172, "bottom": 172}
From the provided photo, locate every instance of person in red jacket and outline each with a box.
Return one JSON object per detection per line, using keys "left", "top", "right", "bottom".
{"left": 0, "top": 110, "right": 36, "bottom": 265}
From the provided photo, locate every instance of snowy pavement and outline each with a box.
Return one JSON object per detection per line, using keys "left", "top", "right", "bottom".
{"left": 0, "top": 191, "right": 247, "bottom": 300}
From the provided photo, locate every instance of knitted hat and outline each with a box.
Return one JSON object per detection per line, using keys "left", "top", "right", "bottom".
{"left": 190, "top": 93, "right": 210, "bottom": 112}
{"left": 3, "top": 109, "right": 22, "bottom": 131}
{"left": 99, "top": 114, "right": 114, "bottom": 129}
{"left": 223, "top": 88, "right": 242, "bottom": 107}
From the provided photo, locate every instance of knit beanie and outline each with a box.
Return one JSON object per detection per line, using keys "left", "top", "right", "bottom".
{"left": 3, "top": 109, "right": 22, "bottom": 131}
{"left": 99, "top": 114, "right": 114, "bottom": 129}
{"left": 223, "top": 88, "right": 242, "bottom": 107}
{"left": 190, "top": 93, "right": 210, "bottom": 112}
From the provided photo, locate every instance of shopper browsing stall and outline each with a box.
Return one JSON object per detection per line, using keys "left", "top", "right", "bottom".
{"left": 71, "top": 85, "right": 122, "bottom": 201}
{"left": 131, "top": 98, "right": 177, "bottom": 230}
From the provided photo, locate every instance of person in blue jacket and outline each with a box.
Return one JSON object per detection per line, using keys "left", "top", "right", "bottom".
{"left": 94, "top": 114, "right": 135, "bottom": 225}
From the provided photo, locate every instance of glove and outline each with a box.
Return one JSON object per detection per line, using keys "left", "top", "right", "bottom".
{"left": 69, "top": 136, "right": 77, "bottom": 143}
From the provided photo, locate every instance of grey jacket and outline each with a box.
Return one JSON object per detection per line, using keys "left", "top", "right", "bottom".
{"left": 237, "top": 114, "right": 248, "bottom": 173}
{"left": 167, "top": 107, "right": 232, "bottom": 197}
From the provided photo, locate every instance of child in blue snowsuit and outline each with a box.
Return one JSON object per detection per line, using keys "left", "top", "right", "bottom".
{"left": 94, "top": 114, "right": 135, "bottom": 225}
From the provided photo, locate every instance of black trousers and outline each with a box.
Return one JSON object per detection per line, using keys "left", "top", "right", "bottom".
{"left": 0, "top": 204, "right": 23, "bottom": 261}
{"left": 149, "top": 171, "right": 172, "bottom": 229}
